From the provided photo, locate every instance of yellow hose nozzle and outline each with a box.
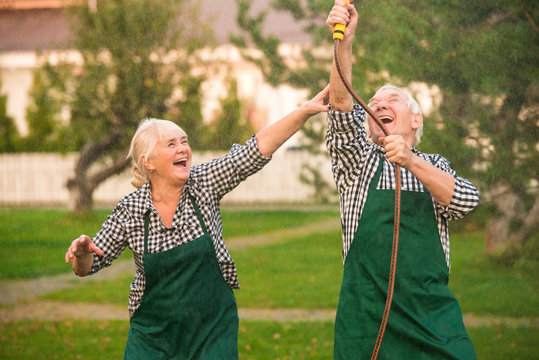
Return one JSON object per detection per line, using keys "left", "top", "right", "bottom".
{"left": 332, "top": 0, "right": 352, "bottom": 41}
{"left": 333, "top": 23, "right": 346, "bottom": 40}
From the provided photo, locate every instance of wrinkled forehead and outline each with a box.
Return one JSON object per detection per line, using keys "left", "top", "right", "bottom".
{"left": 369, "top": 88, "right": 407, "bottom": 104}
{"left": 153, "top": 122, "right": 187, "bottom": 142}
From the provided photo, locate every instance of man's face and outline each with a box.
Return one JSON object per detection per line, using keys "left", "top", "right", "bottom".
{"left": 367, "top": 88, "right": 422, "bottom": 146}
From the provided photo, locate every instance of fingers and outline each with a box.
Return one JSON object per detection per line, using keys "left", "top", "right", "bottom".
{"left": 383, "top": 136, "right": 412, "bottom": 167}
{"left": 315, "top": 84, "right": 330, "bottom": 102}
{"left": 326, "top": 1, "right": 351, "bottom": 29}
{"left": 90, "top": 243, "right": 104, "bottom": 256}
{"left": 321, "top": 84, "right": 331, "bottom": 104}
{"left": 65, "top": 235, "right": 95, "bottom": 263}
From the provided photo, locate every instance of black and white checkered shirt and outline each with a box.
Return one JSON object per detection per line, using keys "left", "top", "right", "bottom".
{"left": 326, "top": 105, "right": 480, "bottom": 269}
{"left": 88, "top": 135, "right": 271, "bottom": 314}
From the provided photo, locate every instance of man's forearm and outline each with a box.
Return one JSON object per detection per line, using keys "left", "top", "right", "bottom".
{"left": 408, "top": 155, "right": 455, "bottom": 206}
{"left": 330, "top": 38, "right": 354, "bottom": 112}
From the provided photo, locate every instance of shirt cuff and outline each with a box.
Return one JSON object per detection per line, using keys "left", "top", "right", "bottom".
{"left": 230, "top": 134, "right": 271, "bottom": 169}
{"left": 328, "top": 104, "right": 366, "bottom": 133}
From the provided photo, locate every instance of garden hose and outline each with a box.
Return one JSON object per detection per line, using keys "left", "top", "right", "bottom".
{"left": 333, "top": 2, "right": 402, "bottom": 359}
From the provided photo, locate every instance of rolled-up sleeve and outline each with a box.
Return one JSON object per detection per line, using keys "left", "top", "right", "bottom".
{"left": 88, "top": 206, "right": 129, "bottom": 275}
{"left": 193, "top": 135, "right": 272, "bottom": 200}
{"left": 431, "top": 154, "right": 480, "bottom": 220}
{"left": 326, "top": 104, "right": 370, "bottom": 192}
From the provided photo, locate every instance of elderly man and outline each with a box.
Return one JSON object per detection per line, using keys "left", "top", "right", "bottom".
{"left": 325, "top": 1, "right": 480, "bottom": 359}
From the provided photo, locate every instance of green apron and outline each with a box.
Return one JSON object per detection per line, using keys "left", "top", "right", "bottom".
{"left": 334, "top": 159, "right": 476, "bottom": 360}
{"left": 124, "top": 196, "right": 239, "bottom": 360}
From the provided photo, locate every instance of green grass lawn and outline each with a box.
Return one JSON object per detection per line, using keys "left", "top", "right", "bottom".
{"left": 42, "top": 229, "right": 537, "bottom": 318}
{"left": 0, "top": 320, "right": 536, "bottom": 360}
{"left": 1, "top": 207, "right": 538, "bottom": 359}
{"left": 0, "top": 207, "right": 339, "bottom": 279}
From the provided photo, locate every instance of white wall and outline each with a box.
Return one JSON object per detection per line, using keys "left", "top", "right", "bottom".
{"left": 0, "top": 149, "right": 334, "bottom": 207}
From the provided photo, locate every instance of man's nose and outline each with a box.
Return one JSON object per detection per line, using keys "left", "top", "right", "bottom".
{"left": 373, "top": 101, "right": 388, "bottom": 111}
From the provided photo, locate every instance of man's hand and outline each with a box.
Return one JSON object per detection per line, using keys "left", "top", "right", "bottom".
{"left": 382, "top": 135, "right": 456, "bottom": 206}
{"left": 381, "top": 135, "right": 415, "bottom": 169}
{"left": 326, "top": 0, "right": 358, "bottom": 44}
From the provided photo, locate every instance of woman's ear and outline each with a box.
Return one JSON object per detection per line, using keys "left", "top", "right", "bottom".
{"left": 140, "top": 155, "right": 155, "bottom": 174}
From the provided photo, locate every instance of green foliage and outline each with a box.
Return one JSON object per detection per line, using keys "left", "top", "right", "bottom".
{"left": 27, "top": 0, "right": 216, "bottom": 211}
{"left": 233, "top": 0, "right": 538, "bottom": 248}
{"left": 231, "top": 0, "right": 329, "bottom": 92}
{"left": 54, "top": 0, "right": 208, "bottom": 150}
{"left": 0, "top": 78, "right": 19, "bottom": 153}
{"left": 21, "top": 68, "right": 78, "bottom": 152}
{"left": 205, "top": 78, "right": 254, "bottom": 150}
{"left": 173, "top": 74, "right": 207, "bottom": 150}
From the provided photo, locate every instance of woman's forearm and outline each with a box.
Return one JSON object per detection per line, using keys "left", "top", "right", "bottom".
{"left": 72, "top": 252, "right": 94, "bottom": 277}
{"left": 255, "top": 107, "right": 310, "bottom": 157}
{"left": 256, "top": 86, "right": 329, "bottom": 157}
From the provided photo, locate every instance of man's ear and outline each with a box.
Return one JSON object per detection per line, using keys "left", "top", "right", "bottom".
{"left": 411, "top": 113, "right": 423, "bottom": 130}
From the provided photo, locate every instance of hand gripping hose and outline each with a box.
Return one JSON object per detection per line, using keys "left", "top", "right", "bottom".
{"left": 333, "top": 2, "right": 402, "bottom": 359}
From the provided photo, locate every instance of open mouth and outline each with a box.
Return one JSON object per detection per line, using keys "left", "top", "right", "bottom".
{"left": 173, "top": 159, "right": 188, "bottom": 167}
{"left": 379, "top": 116, "right": 394, "bottom": 124}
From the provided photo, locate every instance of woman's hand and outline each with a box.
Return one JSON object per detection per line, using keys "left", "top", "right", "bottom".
{"left": 65, "top": 235, "right": 103, "bottom": 263}
{"left": 65, "top": 235, "right": 103, "bottom": 276}
{"left": 300, "top": 85, "right": 330, "bottom": 117}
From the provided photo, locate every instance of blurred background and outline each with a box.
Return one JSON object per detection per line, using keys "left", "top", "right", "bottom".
{"left": 0, "top": 0, "right": 537, "bottom": 359}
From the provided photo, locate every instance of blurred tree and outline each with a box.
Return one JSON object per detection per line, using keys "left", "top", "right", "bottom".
{"left": 22, "top": 69, "right": 75, "bottom": 152}
{"left": 0, "top": 78, "right": 19, "bottom": 153}
{"left": 36, "top": 0, "right": 213, "bottom": 212}
{"left": 233, "top": 0, "right": 538, "bottom": 256}
{"left": 206, "top": 78, "right": 254, "bottom": 151}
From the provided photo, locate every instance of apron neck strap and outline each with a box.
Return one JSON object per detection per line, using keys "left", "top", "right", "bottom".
{"left": 189, "top": 195, "right": 209, "bottom": 233}
{"left": 142, "top": 194, "right": 208, "bottom": 255}
{"left": 144, "top": 210, "right": 150, "bottom": 255}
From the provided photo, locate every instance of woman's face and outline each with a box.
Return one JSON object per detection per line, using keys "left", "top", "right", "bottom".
{"left": 147, "top": 127, "right": 192, "bottom": 186}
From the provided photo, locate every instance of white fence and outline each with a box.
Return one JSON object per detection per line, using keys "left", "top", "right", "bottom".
{"left": 0, "top": 149, "right": 335, "bottom": 207}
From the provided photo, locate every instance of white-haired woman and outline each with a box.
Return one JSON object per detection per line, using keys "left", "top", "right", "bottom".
{"left": 65, "top": 86, "right": 329, "bottom": 359}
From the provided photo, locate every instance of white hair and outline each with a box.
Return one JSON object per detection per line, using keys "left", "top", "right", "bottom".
{"left": 127, "top": 118, "right": 186, "bottom": 188}
{"left": 371, "top": 84, "right": 424, "bottom": 146}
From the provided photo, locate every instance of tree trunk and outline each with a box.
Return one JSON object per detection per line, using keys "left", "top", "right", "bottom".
{"left": 485, "top": 182, "right": 539, "bottom": 255}
{"left": 67, "top": 179, "right": 95, "bottom": 213}
{"left": 66, "top": 127, "right": 130, "bottom": 213}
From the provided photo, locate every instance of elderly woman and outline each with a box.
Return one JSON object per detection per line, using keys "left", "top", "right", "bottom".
{"left": 65, "top": 86, "right": 329, "bottom": 359}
